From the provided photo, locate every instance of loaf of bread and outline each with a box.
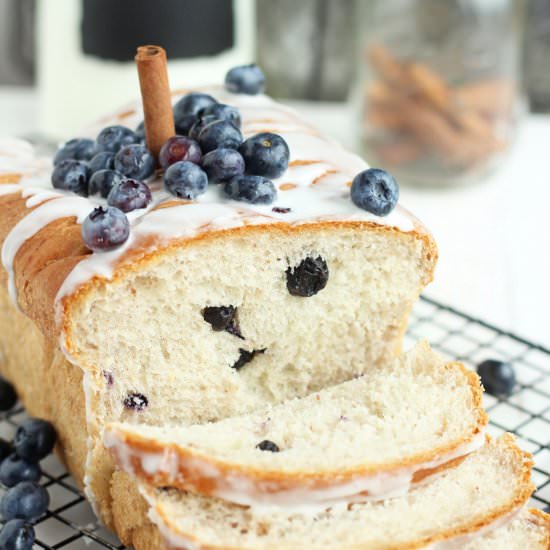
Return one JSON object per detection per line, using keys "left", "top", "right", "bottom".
{"left": 0, "top": 86, "right": 436, "bottom": 534}
{"left": 0, "top": 80, "right": 548, "bottom": 549}
{"left": 105, "top": 341, "right": 487, "bottom": 507}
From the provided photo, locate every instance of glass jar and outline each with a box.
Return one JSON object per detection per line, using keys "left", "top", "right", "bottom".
{"left": 354, "top": 0, "right": 526, "bottom": 186}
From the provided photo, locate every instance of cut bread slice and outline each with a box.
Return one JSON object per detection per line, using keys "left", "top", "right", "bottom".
{"left": 105, "top": 342, "right": 487, "bottom": 507}
{"left": 137, "top": 436, "right": 535, "bottom": 550}
{"left": 459, "top": 508, "right": 550, "bottom": 550}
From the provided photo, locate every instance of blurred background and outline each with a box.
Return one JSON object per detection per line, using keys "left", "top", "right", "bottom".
{"left": 0, "top": 0, "right": 548, "bottom": 344}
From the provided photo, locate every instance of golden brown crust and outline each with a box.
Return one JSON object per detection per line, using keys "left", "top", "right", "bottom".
{"left": 111, "top": 472, "right": 168, "bottom": 549}
{"left": 0, "top": 285, "right": 121, "bottom": 527}
{"left": 107, "top": 359, "right": 485, "bottom": 497}
{"left": 0, "top": 191, "right": 90, "bottom": 339}
{"left": 0, "top": 287, "right": 89, "bottom": 495}
{"left": 526, "top": 508, "right": 550, "bottom": 548}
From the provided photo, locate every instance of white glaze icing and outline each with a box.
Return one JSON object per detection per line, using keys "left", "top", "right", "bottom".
{"left": 104, "top": 429, "right": 486, "bottom": 512}
{"left": 1, "top": 196, "right": 95, "bottom": 302}
{"left": 0, "top": 138, "right": 51, "bottom": 184}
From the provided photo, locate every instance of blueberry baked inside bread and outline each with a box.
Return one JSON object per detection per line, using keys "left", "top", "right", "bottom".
{"left": 0, "top": 51, "right": 548, "bottom": 548}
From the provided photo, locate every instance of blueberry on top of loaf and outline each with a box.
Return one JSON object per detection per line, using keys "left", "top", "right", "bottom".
{"left": 46, "top": 87, "right": 402, "bottom": 260}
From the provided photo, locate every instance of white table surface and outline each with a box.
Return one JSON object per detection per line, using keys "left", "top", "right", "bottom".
{"left": 0, "top": 87, "right": 548, "bottom": 346}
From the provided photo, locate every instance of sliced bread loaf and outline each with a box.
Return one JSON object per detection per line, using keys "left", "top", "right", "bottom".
{"left": 0, "top": 88, "right": 436, "bottom": 523}
{"left": 105, "top": 341, "right": 487, "bottom": 507}
{"left": 131, "top": 435, "right": 534, "bottom": 550}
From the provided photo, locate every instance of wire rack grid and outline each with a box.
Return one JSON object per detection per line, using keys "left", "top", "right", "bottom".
{"left": 0, "top": 295, "right": 548, "bottom": 548}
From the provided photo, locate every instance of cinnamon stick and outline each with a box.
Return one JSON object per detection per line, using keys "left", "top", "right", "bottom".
{"left": 135, "top": 45, "right": 175, "bottom": 159}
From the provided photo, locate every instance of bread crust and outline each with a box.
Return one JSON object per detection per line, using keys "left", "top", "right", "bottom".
{"left": 526, "top": 509, "right": 550, "bottom": 548}
{"left": 106, "top": 358, "right": 487, "bottom": 499}
{"left": 0, "top": 286, "right": 89, "bottom": 499}
{"left": 140, "top": 435, "right": 538, "bottom": 550}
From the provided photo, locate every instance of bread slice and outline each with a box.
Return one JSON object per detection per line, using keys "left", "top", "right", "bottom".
{"left": 134, "top": 436, "right": 534, "bottom": 550}
{"left": 105, "top": 342, "right": 487, "bottom": 507}
{"left": 460, "top": 508, "right": 550, "bottom": 550}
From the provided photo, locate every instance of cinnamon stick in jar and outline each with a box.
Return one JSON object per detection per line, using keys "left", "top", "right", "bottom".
{"left": 135, "top": 45, "right": 175, "bottom": 159}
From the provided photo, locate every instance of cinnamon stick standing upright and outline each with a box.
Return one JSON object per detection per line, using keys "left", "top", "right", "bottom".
{"left": 135, "top": 45, "right": 175, "bottom": 159}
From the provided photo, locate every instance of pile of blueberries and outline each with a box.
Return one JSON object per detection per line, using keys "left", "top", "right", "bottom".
{"left": 52, "top": 62, "right": 403, "bottom": 254}
{"left": 0, "top": 377, "right": 56, "bottom": 549}
{"left": 51, "top": 64, "right": 295, "bottom": 253}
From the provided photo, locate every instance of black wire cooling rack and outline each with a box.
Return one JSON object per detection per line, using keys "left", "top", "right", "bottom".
{"left": 0, "top": 295, "right": 548, "bottom": 548}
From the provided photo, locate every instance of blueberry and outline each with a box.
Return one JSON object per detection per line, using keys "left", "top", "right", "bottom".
{"left": 88, "top": 169, "right": 124, "bottom": 198}
{"left": 89, "top": 151, "right": 115, "bottom": 174}
{"left": 123, "top": 393, "right": 148, "bottom": 411}
{"left": 159, "top": 136, "right": 202, "bottom": 169}
{"left": 174, "top": 114, "right": 198, "bottom": 136}
{"left": 173, "top": 92, "right": 217, "bottom": 118}
{"left": 103, "top": 371, "right": 114, "bottom": 387}
{"left": 114, "top": 144, "right": 156, "bottom": 180}
{"left": 203, "top": 306, "right": 236, "bottom": 331}
{"left": 477, "top": 360, "right": 516, "bottom": 396}
{"left": 0, "top": 378, "right": 17, "bottom": 411}
{"left": 201, "top": 149, "right": 245, "bottom": 183}
{"left": 51, "top": 159, "right": 90, "bottom": 196}
{"left": 107, "top": 178, "right": 152, "bottom": 213}
{"left": 14, "top": 419, "right": 56, "bottom": 462}
{"left": 188, "top": 115, "right": 219, "bottom": 141}
{"left": 286, "top": 256, "right": 329, "bottom": 297}
{"left": 272, "top": 206, "right": 291, "bottom": 214}
{"left": 239, "top": 133, "right": 289, "bottom": 179}
{"left": 198, "top": 120, "right": 243, "bottom": 153}
{"left": 0, "top": 455, "right": 41, "bottom": 487}
{"left": 0, "top": 481, "right": 49, "bottom": 521}
{"left": 223, "top": 175, "right": 277, "bottom": 204}
{"left": 96, "top": 125, "right": 138, "bottom": 153}
{"left": 81, "top": 206, "right": 130, "bottom": 252}
{"left": 231, "top": 348, "right": 265, "bottom": 370}
{"left": 225, "top": 64, "right": 266, "bottom": 95}
{"left": 351, "top": 168, "right": 399, "bottom": 216}
{"left": 53, "top": 138, "right": 95, "bottom": 165}
{"left": 0, "top": 519, "right": 35, "bottom": 550}
{"left": 164, "top": 161, "right": 208, "bottom": 200}
{"left": 0, "top": 439, "right": 12, "bottom": 462}
{"left": 199, "top": 104, "right": 241, "bottom": 128}
{"left": 256, "top": 440, "right": 280, "bottom": 452}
